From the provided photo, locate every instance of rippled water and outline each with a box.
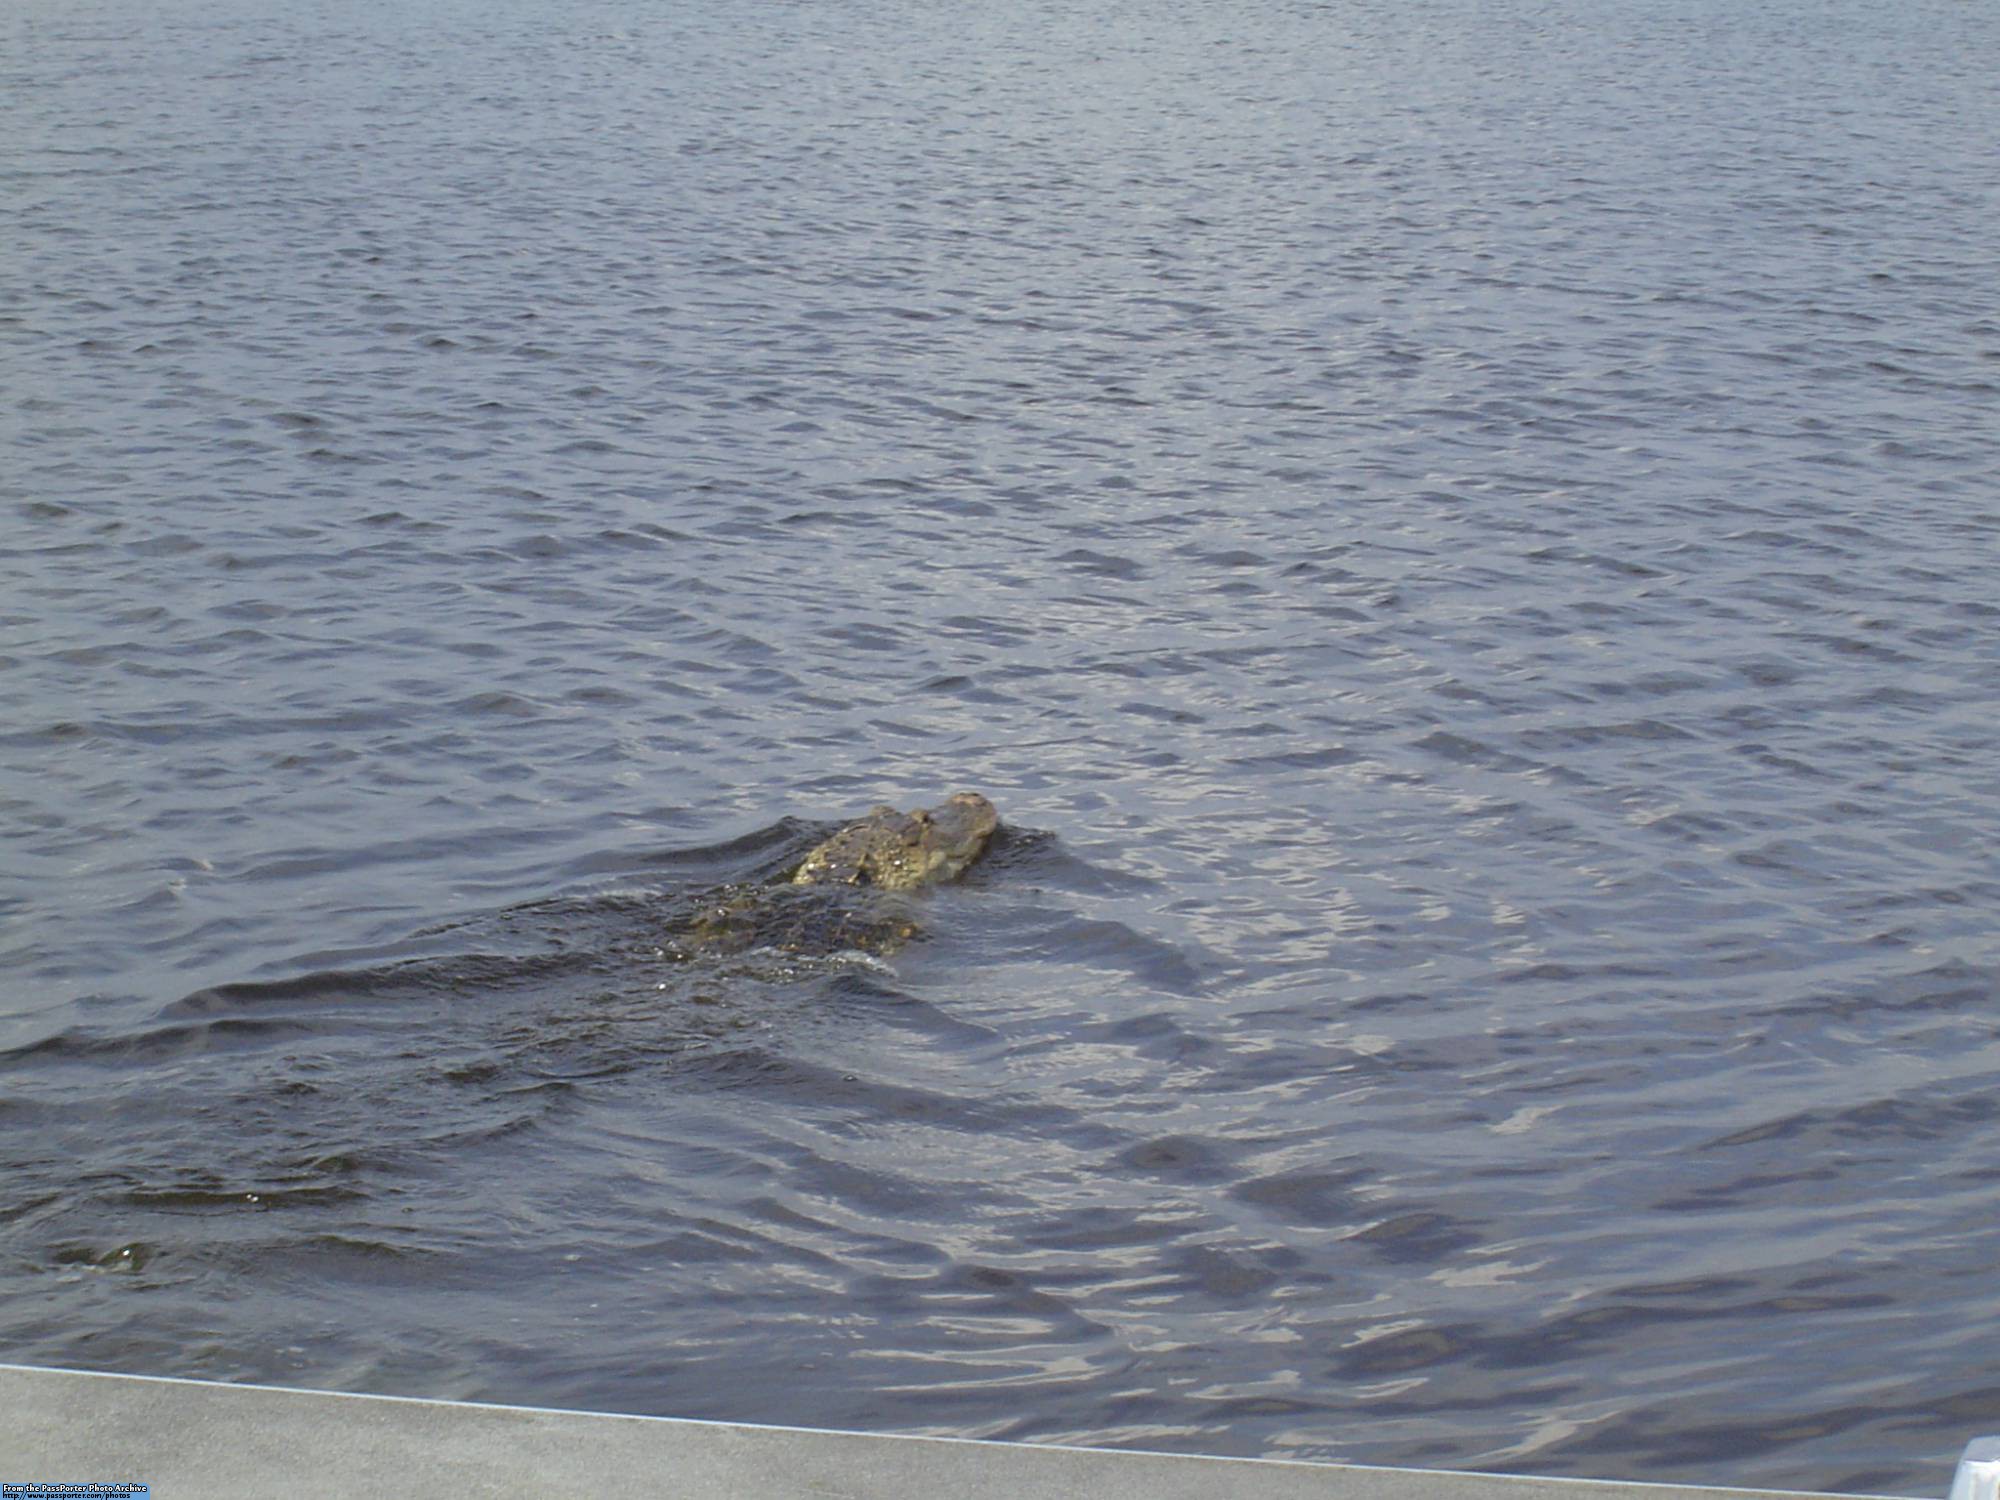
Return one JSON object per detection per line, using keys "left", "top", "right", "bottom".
{"left": 5, "top": 0, "right": 1998, "bottom": 1492}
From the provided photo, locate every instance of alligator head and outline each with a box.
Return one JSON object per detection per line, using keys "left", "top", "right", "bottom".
{"left": 791, "top": 792, "right": 1000, "bottom": 891}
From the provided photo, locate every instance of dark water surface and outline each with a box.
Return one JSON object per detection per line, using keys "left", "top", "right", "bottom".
{"left": 5, "top": 0, "right": 1999, "bottom": 1491}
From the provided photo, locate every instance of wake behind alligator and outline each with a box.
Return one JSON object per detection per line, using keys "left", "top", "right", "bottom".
{"left": 670, "top": 792, "right": 1001, "bottom": 961}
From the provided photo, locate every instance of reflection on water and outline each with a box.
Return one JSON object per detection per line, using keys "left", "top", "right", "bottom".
{"left": 4, "top": 0, "right": 1999, "bottom": 1492}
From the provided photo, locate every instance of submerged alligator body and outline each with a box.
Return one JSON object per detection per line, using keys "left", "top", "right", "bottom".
{"left": 674, "top": 793, "right": 1000, "bottom": 960}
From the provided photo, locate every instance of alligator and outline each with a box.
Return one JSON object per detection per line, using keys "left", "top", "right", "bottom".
{"left": 671, "top": 792, "right": 1000, "bottom": 959}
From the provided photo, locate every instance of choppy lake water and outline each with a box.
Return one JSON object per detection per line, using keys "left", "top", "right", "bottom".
{"left": 5, "top": 0, "right": 1999, "bottom": 1492}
